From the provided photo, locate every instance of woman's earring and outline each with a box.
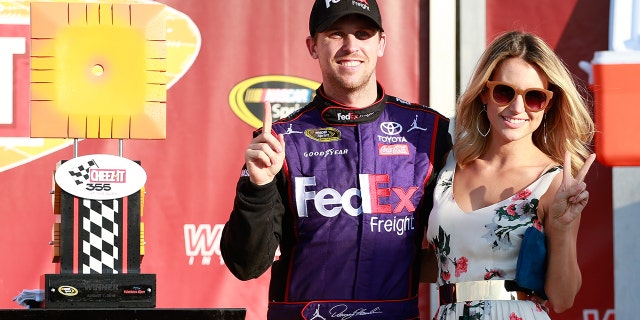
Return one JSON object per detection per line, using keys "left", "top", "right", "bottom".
{"left": 476, "top": 105, "right": 491, "bottom": 137}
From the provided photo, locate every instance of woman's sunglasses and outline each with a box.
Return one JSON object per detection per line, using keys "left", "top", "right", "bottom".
{"left": 485, "top": 80, "right": 554, "bottom": 112}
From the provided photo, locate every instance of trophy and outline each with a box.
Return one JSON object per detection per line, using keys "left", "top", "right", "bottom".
{"left": 29, "top": 1, "right": 166, "bottom": 308}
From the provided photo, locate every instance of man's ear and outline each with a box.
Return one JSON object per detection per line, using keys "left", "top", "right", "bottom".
{"left": 306, "top": 37, "right": 318, "bottom": 59}
{"left": 377, "top": 32, "right": 386, "bottom": 57}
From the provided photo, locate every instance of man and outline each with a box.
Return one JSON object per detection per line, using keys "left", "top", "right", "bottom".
{"left": 221, "top": 0, "right": 452, "bottom": 319}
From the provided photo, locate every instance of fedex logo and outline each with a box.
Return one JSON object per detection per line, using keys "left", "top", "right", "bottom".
{"left": 336, "top": 112, "right": 358, "bottom": 121}
{"left": 324, "top": 0, "right": 341, "bottom": 8}
{"left": 294, "top": 174, "right": 419, "bottom": 217}
{"left": 325, "top": 0, "right": 370, "bottom": 9}
{"left": 335, "top": 111, "right": 374, "bottom": 121}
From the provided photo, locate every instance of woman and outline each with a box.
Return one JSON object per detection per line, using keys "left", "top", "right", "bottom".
{"left": 425, "top": 31, "right": 596, "bottom": 319}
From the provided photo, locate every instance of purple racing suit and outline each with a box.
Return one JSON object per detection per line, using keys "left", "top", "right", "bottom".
{"left": 221, "top": 84, "right": 452, "bottom": 320}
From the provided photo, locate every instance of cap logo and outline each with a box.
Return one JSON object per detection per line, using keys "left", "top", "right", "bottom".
{"left": 353, "top": 0, "right": 371, "bottom": 10}
{"left": 324, "top": 0, "right": 340, "bottom": 8}
{"left": 324, "top": 0, "right": 370, "bottom": 10}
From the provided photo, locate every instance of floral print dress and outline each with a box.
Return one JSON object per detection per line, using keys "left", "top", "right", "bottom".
{"left": 426, "top": 153, "right": 561, "bottom": 320}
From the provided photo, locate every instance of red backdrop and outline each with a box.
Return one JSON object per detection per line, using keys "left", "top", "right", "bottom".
{"left": 0, "top": 1, "right": 614, "bottom": 320}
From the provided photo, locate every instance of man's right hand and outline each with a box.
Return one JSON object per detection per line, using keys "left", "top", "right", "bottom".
{"left": 244, "top": 102, "right": 286, "bottom": 185}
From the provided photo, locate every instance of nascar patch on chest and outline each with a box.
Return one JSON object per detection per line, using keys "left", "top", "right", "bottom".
{"left": 305, "top": 127, "right": 341, "bottom": 142}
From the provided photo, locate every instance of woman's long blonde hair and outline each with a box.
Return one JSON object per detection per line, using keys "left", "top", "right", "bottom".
{"left": 453, "top": 31, "right": 594, "bottom": 176}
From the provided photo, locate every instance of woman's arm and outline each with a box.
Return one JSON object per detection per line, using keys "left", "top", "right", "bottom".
{"left": 540, "top": 152, "right": 595, "bottom": 312}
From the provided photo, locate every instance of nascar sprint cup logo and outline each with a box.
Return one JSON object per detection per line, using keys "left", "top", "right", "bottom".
{"left": 55, "top": 154, "right": 147, "bottom": 200}
{"left": 229, "top": 75, "right": 320, "bottom": 128}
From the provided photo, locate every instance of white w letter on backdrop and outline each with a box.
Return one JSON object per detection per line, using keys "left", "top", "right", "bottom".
{"left": 184, "top": 224, "right": 224, "bottom": 266}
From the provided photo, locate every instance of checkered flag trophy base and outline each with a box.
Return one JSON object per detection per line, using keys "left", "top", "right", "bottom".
{"left": 29, "top": 1, "right": 166, "bottom": 309}
{"left": 44, "top": 157, "right": 155, "bottom": 309}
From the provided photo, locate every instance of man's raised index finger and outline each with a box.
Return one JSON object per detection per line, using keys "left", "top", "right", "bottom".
{"left": 263, "top": 101, "right": 273, "bottom": 134}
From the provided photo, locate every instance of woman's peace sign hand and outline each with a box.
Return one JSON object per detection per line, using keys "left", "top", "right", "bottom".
{"left": 548, "top": 151, "right": 596, "bottom": 229}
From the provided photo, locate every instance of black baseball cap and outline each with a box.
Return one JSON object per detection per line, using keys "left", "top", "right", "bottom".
{"left": 309, "top": 0, "right": 383, "bottom": 36}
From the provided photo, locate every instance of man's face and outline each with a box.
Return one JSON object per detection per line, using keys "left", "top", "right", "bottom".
{"left": 307, "top": 14, "right": 386, "bottom": 93}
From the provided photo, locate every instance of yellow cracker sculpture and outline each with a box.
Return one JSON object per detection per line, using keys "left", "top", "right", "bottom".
{"left": 30, "top": 1, "right": 166, "bottom": 139}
